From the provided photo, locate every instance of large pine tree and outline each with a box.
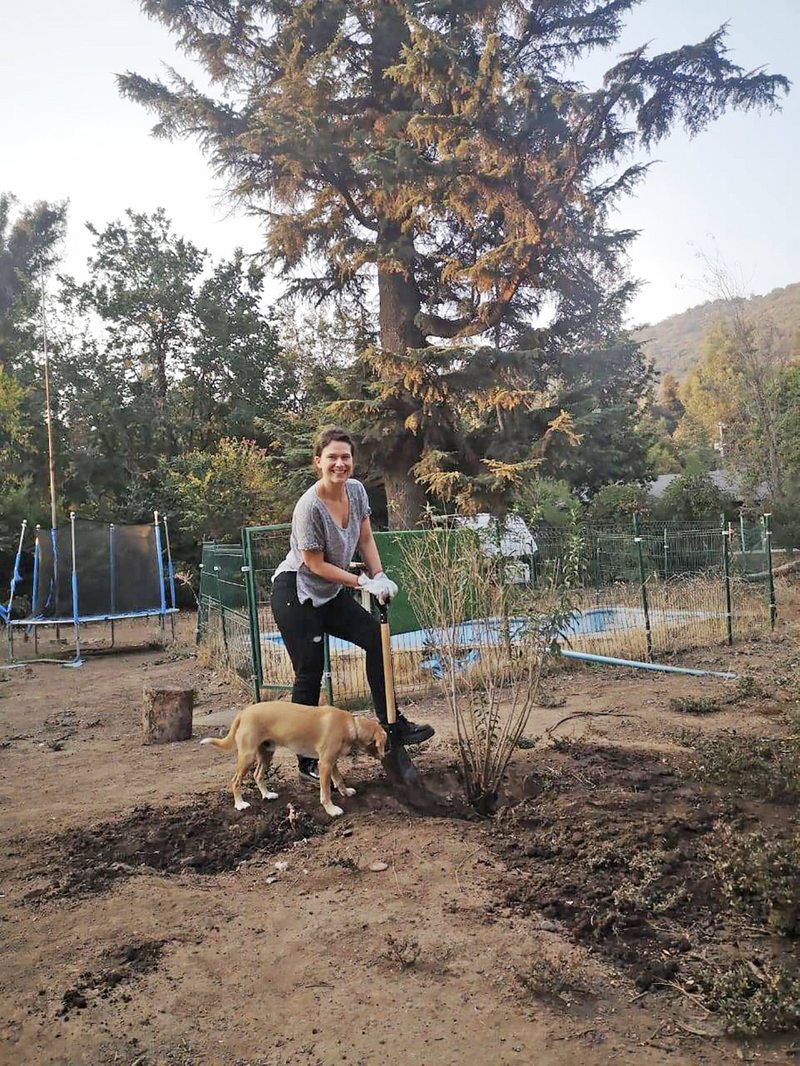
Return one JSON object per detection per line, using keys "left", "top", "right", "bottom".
{"left": 120, "top": 1, "right": 787, "bottom": 525}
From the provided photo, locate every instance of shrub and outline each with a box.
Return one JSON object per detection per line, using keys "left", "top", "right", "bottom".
{"left": 157, "top": 437, "right": 285, "bottom": 543}
{"left": 704, "top": 960, "right": 800, "bottom": 1036}
{"left": 583, "top": 483, "right": 652, "bottom": 526}
{"left": 688, "top": 729, "right": 800, "bottom": 802}
{"left": 653, "top": 472, "right": 728, "bottom": 524}
{"left": 711, "top": 827, "right": 800, "bottom": 937}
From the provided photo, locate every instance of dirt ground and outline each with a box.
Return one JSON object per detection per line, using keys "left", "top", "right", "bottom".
{"left": 1, "top": 600, "right": 799, "bottom": 1066}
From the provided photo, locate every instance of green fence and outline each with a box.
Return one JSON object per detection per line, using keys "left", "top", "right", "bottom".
{"left": 196, "top": 540, "right": 260, "bottom": 696}
{"left": 197, "top": 515, "right": 778, "bottom": 702}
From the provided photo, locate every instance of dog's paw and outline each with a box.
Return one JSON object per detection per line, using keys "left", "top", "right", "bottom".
{"left": 234, "top": 799, "right": 251, "bottom": 811}
{"left": 261, "top": 790, "right": 279, "bottom": 801}
{"left": 324, "top": 805, "right": 344, "bottom": 818}
{"left": 343, "top": 787, "right": 356, "bottom": 797}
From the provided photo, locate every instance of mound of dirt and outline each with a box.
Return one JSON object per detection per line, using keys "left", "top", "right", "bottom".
{"left": 29, "top": 794, "right": 326, "bottom": 900}
{"left": 57, "top": 938, "right": 166, "bottom": 1018}
{"left": 490, "top": 742, "right": 740, "bottom": 989}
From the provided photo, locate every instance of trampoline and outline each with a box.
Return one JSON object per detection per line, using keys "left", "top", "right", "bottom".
{"left": 4, "top": 511, "right": 178, "bottom": 667}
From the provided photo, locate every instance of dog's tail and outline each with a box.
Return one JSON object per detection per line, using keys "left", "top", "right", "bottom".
{"left": 199, "top": 714, "right": 241, "bottom": 752}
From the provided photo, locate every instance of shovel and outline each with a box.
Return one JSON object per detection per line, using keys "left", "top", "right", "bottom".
{"left": 377, "top": 600, "right": 427, "bottom": 800}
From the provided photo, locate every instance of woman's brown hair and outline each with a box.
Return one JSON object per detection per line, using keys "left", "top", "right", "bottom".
{"left": 313, "top": 426, "right": 356, "bottom": 458}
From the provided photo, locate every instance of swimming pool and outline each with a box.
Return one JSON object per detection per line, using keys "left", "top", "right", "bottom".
{"left": 260, "top": 606, "right": 688, "bottom": 654}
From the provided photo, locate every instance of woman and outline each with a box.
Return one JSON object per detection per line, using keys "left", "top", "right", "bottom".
{"left": 271, "top": 426, "right": 434, "bottom": 784}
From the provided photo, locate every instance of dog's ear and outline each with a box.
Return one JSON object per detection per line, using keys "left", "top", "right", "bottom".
{"left": 373, "top": 723, "right": 387, "bottom": 760}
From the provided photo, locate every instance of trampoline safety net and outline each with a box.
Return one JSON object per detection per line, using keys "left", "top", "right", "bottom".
{"left": 30, "top": 520, "right": 164, "bottom": 620}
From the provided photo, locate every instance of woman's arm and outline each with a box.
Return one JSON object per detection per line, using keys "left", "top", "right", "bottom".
{"left": 301, "top": 550, "right": 361, "bottom": 588}
{"left": 357, "top": 516, "right": 384, "bottom": 577}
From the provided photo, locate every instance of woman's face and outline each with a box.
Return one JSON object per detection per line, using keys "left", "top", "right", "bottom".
{"left": 315, "top": 441, "right": 354, "bottom": 483}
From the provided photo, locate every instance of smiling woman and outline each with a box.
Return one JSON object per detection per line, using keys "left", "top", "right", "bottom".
{"left": 269, "top": 426, "right": 434, "bottom": 784}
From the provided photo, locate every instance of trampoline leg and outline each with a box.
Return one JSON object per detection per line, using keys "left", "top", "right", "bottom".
{"left": 170, "top": 612, "right": 176, "bottom": 642}
{"left": 34, "top": 627, "right": 39, "bottom": 655}
{"left": 159, "top": 613, "right": 167, "bottom": 647}
{"left": 110, "top": 618, "right": 115, "bottom": 649}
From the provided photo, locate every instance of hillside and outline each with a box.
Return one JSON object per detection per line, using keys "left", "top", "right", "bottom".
{"left": 633, "top": 282, "right": 800, "bottom": 380}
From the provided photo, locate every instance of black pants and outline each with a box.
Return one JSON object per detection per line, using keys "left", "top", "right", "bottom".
{"left": 270, "top": 572, "right": 389, "bottom": 723}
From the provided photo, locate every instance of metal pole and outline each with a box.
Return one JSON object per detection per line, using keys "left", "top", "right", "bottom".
{"left": 663, "top": 525, "right": 668, "bottom": 580}
{"left": 162, "top": 514, "right": 177, "bottom": 640}
{"left": 322, "top": 634, "right": 335, "bottom": 705}
{"left": 32, "top": 525, "right": 41, "bottom": 654}
{"left": 764, "top": 513, "right": 777, "bottom": 630}
{"left": 153, "top": 511, "right": 167, "bottom": 646}
{"left": 40, "top": 266, "right": 57, "bottom": 533}
{"left": 109, "top": 523, "right": 116, "bottom": 648}
{"left": 721, "top": 513, "right": 733, "bottom": 646}
{"left": 739, "top": 513, "right": 746, "bottom": 554}
{"left": 633, "top": 513, "right": 652, "bottom": 662}
{"left": 241, "top": 527, "right": 263, "bottom": 702}
{"left": 6, "top": 521, "right": 26, "bottom": 662}
{"left": 70, "top": 512, "right": 82, "bottom": 663}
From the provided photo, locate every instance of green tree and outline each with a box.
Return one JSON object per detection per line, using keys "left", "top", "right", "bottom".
{"left": 176, "top": 250, "right": 297, "bottom": 450}
{"left": 154, "top": 437, "right": 283, "bottom": 542}
{"left": 774, "top": 364, "right": 800, "bottom": 475}
{"left": 121, "top": 1, "right": 787, "bottom": 525}
{"left": 0, "top": 194, "right": 66, "bottom": 568}
{"left": 681, "top": 316, "right": 786, "bottom": 501}
{"left": 55, "top": 212, "right": 298, "bottom": 521}
{"left": 654, "top": 472, "right": 727, "bottom": 525}
{"left": 0, "top": 193, "right": 66, "bottom": 375}
{"left": 65, "top": 208, "right": 206, "bottom": 455}
{"left": 584, "top": 483, "right": 652, "bottom": 526}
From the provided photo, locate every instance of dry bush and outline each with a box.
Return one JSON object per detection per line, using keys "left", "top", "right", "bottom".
{"left": 401, "top": 526, "right": 578, "bottom": 808}
{"left": 516, "top": 949, "right": 591, "bottom": 1002}
{"left": 711, "top": 826, "right": 800, "bottom": 936}
{"left": 703, "top": 960, "right": 800, "bottom": 1035}
{"left": 383, "top": 934, "right": 421, "bottom": 970}
{"left": 688, "top": 728, "right": 800, "bottom": 802}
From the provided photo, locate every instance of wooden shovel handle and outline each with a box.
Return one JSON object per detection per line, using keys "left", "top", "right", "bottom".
{"left": 379, "top": 606, "right": 397, "bottom": 725}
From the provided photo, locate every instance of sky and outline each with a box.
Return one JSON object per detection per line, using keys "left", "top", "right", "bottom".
{"left": 2, "top": 0, "right": 798, "bottom": 328}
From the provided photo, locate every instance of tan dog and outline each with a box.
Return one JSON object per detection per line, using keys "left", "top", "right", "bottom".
{"left": 200, "top": 700, "right": 387, "bottom": 817}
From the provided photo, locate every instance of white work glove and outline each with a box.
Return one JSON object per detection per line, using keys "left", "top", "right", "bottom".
{"left": 357, "top": 571, "right": 399, "bottom": 604}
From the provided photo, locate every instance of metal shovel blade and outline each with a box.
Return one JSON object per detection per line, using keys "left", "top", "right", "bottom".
{"left": 382, "top": 728, "right": 423, "bottom": 786}
{"left": 379, "top": 602, "right": 427, "bottom": 804}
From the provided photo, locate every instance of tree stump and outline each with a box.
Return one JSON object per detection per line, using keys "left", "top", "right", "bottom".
{"left": 142, "top": 687, "right": 193, "bottom": 744}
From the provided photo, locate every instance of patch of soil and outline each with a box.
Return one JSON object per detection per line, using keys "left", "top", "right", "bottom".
{"left": 57, "top": 938, "right": 166, "bottom": 1018}
{"left": 490, "top": 741, "right": 796, "bottom": 995}
{"left": 27, "top": 794, "right": 326, "bottom": 900}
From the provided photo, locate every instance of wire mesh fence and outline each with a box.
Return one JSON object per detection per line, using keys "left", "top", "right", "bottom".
{"left": 196, "top": 541, "right": 259, "bottom": 696}
{"left": 197, "top": 515, "right": 778, "bottom": 703}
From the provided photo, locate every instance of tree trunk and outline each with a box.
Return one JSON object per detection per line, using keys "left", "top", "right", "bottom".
{"left": 383, "top": 449, "right": 428, "bottom": 528}
{"left": 142, "top": 687, "right": 193, "bottom": 744}
{"left": 377, "top": 221, "right": 428, "bottom": 528}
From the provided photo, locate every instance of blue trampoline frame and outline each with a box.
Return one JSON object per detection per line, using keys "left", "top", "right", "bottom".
{"left": 4, "top": 510, "right": 178, "bottom": 668}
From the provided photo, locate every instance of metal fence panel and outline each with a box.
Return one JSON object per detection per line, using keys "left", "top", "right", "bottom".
{"left": 197, "top": 517, "right": 776, "bottom": 708}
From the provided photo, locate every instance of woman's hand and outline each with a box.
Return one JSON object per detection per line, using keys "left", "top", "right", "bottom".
{"left": 358, "top": 572, "right": 399, "bottom": 604}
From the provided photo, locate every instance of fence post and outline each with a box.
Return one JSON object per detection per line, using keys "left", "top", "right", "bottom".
{"left": 322, "top": 634, "right": 335, "bottom": 705}
{"left": 720, "top": 513, "right": 733, "bottom": 646}
{"left": 241, "top": 528, "right": 263, "bottom": 702}
{"left": 764, "top": 513, "right": 777, "bottom": 630}
{"left": 633, "top": 513, "right": 653, "bottom": 661}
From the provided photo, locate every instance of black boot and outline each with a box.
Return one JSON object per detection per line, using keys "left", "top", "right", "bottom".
{"left": 392, "top": 713, "right": 435, "bottom": 746}
{"left": 298, "top": 757, "right": 339, "bottom": 792}
{"left": 297, "top": 757, "right": 319, "bottom": 784}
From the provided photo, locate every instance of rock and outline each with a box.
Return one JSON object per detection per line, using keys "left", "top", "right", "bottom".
{"left": 369, "top": 861, "right": 389, "bottom": 872}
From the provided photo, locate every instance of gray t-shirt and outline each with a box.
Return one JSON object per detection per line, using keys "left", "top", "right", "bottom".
{"left": 273, "top": 479, "right": 371, "bottom": 606}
